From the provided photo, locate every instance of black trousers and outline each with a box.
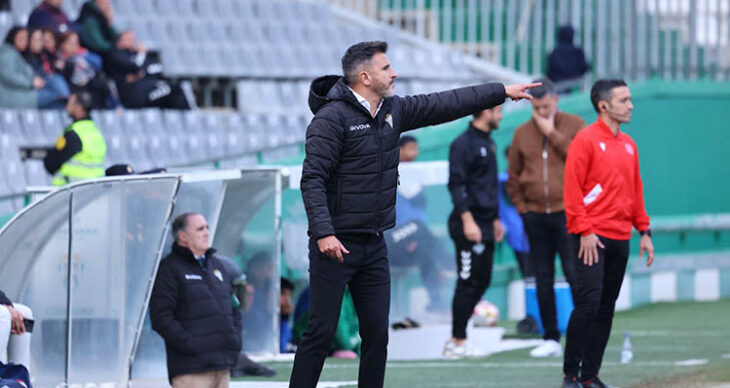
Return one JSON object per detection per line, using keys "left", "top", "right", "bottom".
{"left": 563, "top": 234, "right": 629, "bottom": 379}
{"left": 449, "top": 230, "right": 495, "bottom": 339}
{"left": 522, "top": 211, "right": 576, "bottom": 341}
{"left": 290, "top": 233, "right": 390, "bottom": 388}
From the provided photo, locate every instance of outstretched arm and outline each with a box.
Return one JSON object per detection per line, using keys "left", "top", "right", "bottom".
{"left": 397, "top": 82, "right": 541, "bottom": 132}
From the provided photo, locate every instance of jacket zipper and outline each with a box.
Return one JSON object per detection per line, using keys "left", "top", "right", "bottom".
{"left": 542, "top": 136, "right": 551, "bottom": 214}
{"left": 375, "top": 116, "right": 383, "bottom": 234}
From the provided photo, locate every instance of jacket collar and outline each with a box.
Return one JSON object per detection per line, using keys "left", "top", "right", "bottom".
{"left": 594, "top": 117, "right": 620, "bottom": 139}
{"left": 172, "top": 242, "right": 216, "bottom": 265}
{"left": 468, "top": 122, "right": 493, "bottom": 140}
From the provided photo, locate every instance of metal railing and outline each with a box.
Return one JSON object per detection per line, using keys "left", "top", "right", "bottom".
{"left": 328, "top": 0, "right": 730, "bottom": 81}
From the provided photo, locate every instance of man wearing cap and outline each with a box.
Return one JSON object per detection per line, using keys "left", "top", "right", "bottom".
{"left": 44, "top": 91, "right": 106, "bottom": 185}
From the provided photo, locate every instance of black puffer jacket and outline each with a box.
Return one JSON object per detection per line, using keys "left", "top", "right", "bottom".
{"left": 149, "top": 243, "right": 242, "bottom": 382}
{"left": 301, "top": 75, "right": 506, "bottom": 239}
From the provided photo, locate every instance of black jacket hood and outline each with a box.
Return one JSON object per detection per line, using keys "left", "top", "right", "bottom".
{"left": 558, "top": 26, "right": 575, "bottom": 45}
{"left": 308, "top": 75, "right": 356, "bottom": 114}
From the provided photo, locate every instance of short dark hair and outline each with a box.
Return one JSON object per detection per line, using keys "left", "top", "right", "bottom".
{"left": 281, "top": 277, "right": 295, "bottom": 292}
{"left": 342, "top": 41, "right": 388, "bottom": 85}
{"left": 590, "top": 79, "right": 627, "bottom": 113}
{"left": 73, "top": 91, "right": 94, "bottom": 113}
{"left": 528, "top": 78, "right": 555, "bottom": 99}
{"left": 398, "top": 135, "right": 417, "bottom": 148}
{"left": 171, "top": 212, "right": 197, "bottom": 242}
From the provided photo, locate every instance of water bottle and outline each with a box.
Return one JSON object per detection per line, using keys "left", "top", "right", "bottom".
{"left": 621, "top": 332, "right": 633, "bottom": 364}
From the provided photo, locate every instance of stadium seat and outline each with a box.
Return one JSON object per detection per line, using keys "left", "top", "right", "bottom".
{"left": 127, "top": 132, "right": 153, "bottom": 171}
{"left": 146, "top": 131, "right": 171, "bottom": 168}
{"left": 162, "top": 110, "right": 185, "bottom": 134}
{"left": 222, "top": 112, "right": 247, "bottom": 157}
{"left": 160, "top": 45, "right": 186, "bottom": 76}
{"left": 24, "top": 159, "right": 50, "bottom": 187}
{"left": 146, "top": 19, "right": 168, "bottom": 46}
{"left": 40, "top": 110, "right": 64, "bottom": 142}
{"left": 121, "top": 110, "right": 144, "bottom": 135}
{"left": 0, "top": 109, "right": 25, "bottom": 146}
{"left": 0, "top": 12, "right": 13, "bottom": 40}
{"left": 0, "top": 133, "right": 28, "bottom": 194}
{"left": 18, "top": 109, "right": 46, "bottom": 147}
{"left": 182, "top": 110, "right": 202, "bottom": 134}
{"left": 165, "top": 133, "right": 186, "bottom": 166}
{"left": 141, "top": 109, "right": 165, "bottom": 134}
{"left": 201, "top": 113, "right": 226, "bottom": 160}
{"left": 10, "top": 0, "right": 34, "bottom": 23}
{"left": 243, "top": 114, "right": 264, "bottom": 152}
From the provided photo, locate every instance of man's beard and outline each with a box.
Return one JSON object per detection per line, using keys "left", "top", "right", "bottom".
{"left": 488, "top": 121, "right": 499, "bottom": 130}
{"left": 376, "top": 81, "right": 395, "bottom": 98}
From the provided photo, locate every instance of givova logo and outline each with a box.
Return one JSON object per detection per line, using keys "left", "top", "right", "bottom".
{"left": 349, "top": 123, "right": 371, "bottom": 131}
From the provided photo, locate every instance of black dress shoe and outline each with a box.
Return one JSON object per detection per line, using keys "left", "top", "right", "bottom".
{"left": 562, "top": 375, "right": 583, "bottom": 388}
{"left": 582, "top": 375, "right": 616, "bottom": 388}
{"left": 230, "top": 352, "right": 276, "bottom": 377}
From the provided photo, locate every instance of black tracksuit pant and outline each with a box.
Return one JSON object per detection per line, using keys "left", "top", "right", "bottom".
{"left": 522, "top": 211, "right": 577, "bottom": 341}
{"left": 563, "top": 234, "right": 629, "bottom": 380}
{"left": 290, "top": 233, "right": 390, "bottom": 388}
{"left": 449, "top": 221, "right": 495, "bottom": 339}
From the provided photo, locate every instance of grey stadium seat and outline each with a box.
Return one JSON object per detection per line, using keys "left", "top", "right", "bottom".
{"left": 24, "top": 159, "right": 51, "bottom": 187}
{"left": 18, "top": 109, "right": 47, "bottom": 147}
{"left": 40, "top": 109, "right": 64, "bottom": 143}
{"left": 182, "top": 110, "right": 202, "bottom": 134}
{"left": 0, "top": 110, "right": 25, "bottom": 145}
{"left": 201, "top": 113, "right": 226, "bottom": 160}
{"left": 0, "top": 133, "right": 27, "bottom": 194}
{"left": 126, "top": 132, "right": 152, "bottom": 171}
{"left": 162, "top": 110, "right": 185, "bottom": 134}
{"left": 121, "top": 110, "right": 144, "bottom": 135}
{"left": 242, "top": 114, "right": 264, "bottom": 152}
{"left": 222, "top": 112, "right": 247, "bottom": 157}
{"left": 145, "top": 131, "right": 172, "bottom": 168}
{"left": 141, "top": 109, "right": 166, "bottom": 134}
{"left": 165, "top": 133, "right": 186, "bottom": 166}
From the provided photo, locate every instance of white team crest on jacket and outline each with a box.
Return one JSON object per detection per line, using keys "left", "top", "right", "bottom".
{"left": 599, "top": 142, "right": 606, "bottom": 151}
{"left": 214, "top": 269, "right": 224, "bottom": 282}
{"left": 625, "top": 143, "right": 634, "bottom": 155}
{"left": 480, "top": 147, "right": 487, "bottom": 157}
{"left": 384, "top": 113, "right": 393, "bottom": 128}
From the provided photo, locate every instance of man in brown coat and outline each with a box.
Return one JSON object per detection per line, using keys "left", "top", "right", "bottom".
{"left": 507, "top": 79, "right": 585, "bottom": 358}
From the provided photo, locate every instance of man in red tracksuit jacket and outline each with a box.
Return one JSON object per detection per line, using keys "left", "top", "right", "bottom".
{"left": 560, "top": 79, "right": 655, "bottom": 388}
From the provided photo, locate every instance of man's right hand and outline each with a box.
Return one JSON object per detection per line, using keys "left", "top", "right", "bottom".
{"left": 5, "top": 305, "right": 26, "bottom": 335}
{"left": 505, "top": 82, "right": 542, "bottom": 102}
{"left": 317, "top": 235, "right": 350, "bottom": 263}
{"left": 579, "top": 233, "right": 605, "bottom": 266}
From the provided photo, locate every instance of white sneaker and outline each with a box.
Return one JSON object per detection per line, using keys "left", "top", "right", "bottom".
{"left": 443, "top": 340, "right": 486, "bottom": 359}
{"left": 530, "top": 339, "right": 563, "bottom": 357}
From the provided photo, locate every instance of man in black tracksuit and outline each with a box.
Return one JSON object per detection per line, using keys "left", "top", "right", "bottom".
{"left": 291, "top": 41, "right": 539, "bottom": 388}
{"left": 444, "top": 106, "right": 504, "bottom": 358}
{"left": 150, "top": 213, "right": 241, "bottom": 387}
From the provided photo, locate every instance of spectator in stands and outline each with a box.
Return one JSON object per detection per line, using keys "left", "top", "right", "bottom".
{"left": 76, "top": 0, "right": 119, "bottom": 56}
{"left": 57, "top": 31, "right": 111, "bottom": 109}
{"left": 41, "top": 27, "right": 60, "bottom": 64}
{"left": 105, "top": 30, "right": 190, "bottom": 110}
{"left": 27, "top": 0, "right": 78, "bottom": 36}
{"left": 0, "top": 289, "right": 33, "bottom": 372}
{"left": 24, "top": 28, "right": 70, "bottom": 102}
{"left": 149, "top": 213, "right": 241, "bottom": 387}
{"left": 0, "top": 26, "right": 67, "bottom": 109}
{"left": 44, "top": 91, "right": 107, "bottom": 185}
{"left": 546, "top": 26, "right": 590, "bottom": 93}
{"left": 386, "top": 135, "right": 447, "bottom": 313}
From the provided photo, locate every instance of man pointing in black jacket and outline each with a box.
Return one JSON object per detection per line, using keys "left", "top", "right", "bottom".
{"left": 291, "top": 40, "right": 539, "bottom": 388}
